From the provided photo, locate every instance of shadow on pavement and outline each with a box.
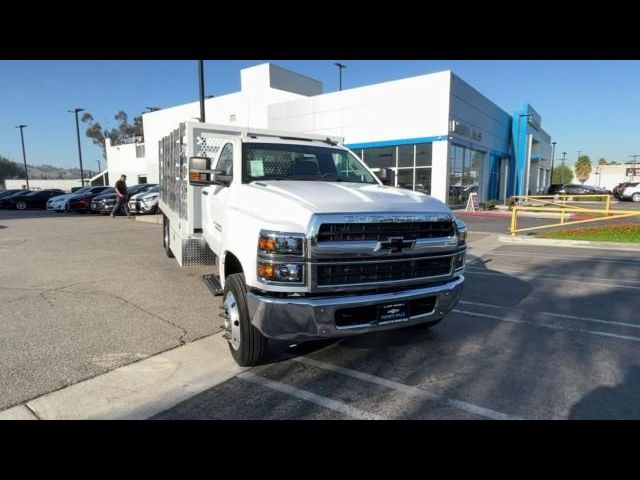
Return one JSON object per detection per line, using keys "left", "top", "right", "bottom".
{"left": 569, "top": 365, "right": 640, "bottom": 419}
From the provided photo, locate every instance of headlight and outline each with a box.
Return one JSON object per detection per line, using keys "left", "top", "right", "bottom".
{"left": 258, "top": 231, "right": 305, "bottom": 256}
{"left": 257, "top": 262, "right": 304, "bottom": 284}
{"left": 454, "top": 219, "right": 467, "bottom": 247}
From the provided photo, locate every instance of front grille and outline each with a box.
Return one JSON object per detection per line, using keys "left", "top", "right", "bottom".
{"left": 317, "top": 221, "right": 454, "bottom": 242}
{"left": 316, "top": 255, "right": 453, "bottom": 287}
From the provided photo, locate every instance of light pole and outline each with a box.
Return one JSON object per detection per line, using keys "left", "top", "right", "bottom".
{"left": 334, "top": 62, "right": 346, "bottom": 91}
{"left": 198, "top": 60, "right": 205, "bottom": 123}
{"left": 561, "top": 152, "right": 567, "bottom": 184}
{"left": 15, "top": 125, "right": 29, "bottom": 190}
{"left": 551, "top": 141, "right": 557, "bottom": 181}
{"left": 68, "top": 108, "right": 86, "bottom": 187}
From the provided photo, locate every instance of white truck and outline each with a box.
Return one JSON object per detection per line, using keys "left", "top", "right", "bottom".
{"left": 159, "top": 122, "right": 467, "bottom": 366}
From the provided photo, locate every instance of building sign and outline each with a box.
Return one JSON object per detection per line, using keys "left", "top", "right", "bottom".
{"left": 527, "top": 114, "right": 541, "bottom": 131}
{"left": 626, "top": 168, "right": 640, "bottom": 176}
{"left": 450, "top": 120, "right": 482, "bottom": 141}
{"left": 465, "top": 192, "right": 479, "bottom": 212}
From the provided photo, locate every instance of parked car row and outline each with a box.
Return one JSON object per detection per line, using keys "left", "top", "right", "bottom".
{"left": 613, "top": 182, "right": 640, "bottom": 202}
{"left": 0, "top": 184, "right": 160, "bottom": 214}
{"left": 546, "top": 184, "right": 612, "bottom": 195}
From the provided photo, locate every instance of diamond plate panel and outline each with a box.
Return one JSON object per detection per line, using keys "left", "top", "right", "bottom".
{"left": 182, "top": 238, "right": 216, "bottom": 267}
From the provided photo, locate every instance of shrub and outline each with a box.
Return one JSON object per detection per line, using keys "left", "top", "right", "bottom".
{"left": 483, "top": 199, "right": 498, "bottom": 210}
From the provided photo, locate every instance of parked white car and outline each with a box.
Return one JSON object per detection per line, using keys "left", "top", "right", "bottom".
{"left": 47, "top": 187, "right": 92, "bottom": 212}
{"left": 620, "top": 182, "right": 640, "bottom": 202}
{"left": 128, "top": 185, "right": 159, "bottom": 214}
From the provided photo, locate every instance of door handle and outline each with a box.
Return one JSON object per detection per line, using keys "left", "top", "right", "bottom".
{"left": 202, "top": 191, "right": 209, "bottom": 195}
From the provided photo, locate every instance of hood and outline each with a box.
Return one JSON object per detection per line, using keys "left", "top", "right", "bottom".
{"left": 228, "top": 181, "right": 452, "bottom": 232}
{"left": 50, "top": 192, "right": 85, "bottom": 202}
{"left": 137, "top": 192, "right": 159, "bottom": 201}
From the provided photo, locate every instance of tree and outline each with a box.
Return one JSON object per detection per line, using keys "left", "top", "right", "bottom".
{"left": 574, "top": 154, "right": 592, "bottom": 184}
{"left": 552, "top": 165, "right": 574, "bottom": 184}
{"left": 598, "top": 158, "right": 608, "bottom": 165}
{"left": 0, "top": 155, "right": 21, "bottom": 182}
{"left": 81, "top": 110, "right": 144, "bottom": 160}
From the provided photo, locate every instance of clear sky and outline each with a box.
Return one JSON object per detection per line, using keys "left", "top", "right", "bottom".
{"left": 1, "top": 60, "right": 639, "bottom": 170}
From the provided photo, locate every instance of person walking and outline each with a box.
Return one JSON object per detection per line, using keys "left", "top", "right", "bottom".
{"left": 111, "top": 174, "right": 133, "bottom": 218}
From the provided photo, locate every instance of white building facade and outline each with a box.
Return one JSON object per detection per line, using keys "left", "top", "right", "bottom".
{"left": 114, "top": 63, "right": 553, "bottom": 207}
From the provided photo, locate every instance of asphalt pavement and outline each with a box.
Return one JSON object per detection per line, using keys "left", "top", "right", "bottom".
{"left": 2, "top": 208, "right": 640, "bottom": 419}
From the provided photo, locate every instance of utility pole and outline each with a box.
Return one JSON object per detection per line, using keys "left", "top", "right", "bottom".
{"left": 198, "top": 60, "right": 205, "bottom": 123}
{"left": 15, "top": 125, "right": 29, "bottom": 190}
{"left": 69, "top": 108, "right": 86, "bottom": 187}
{"left": 334, "top": 62, "right": 346, "bottom": 91}
{"left": 630, "top": 154, "right": 640, "bottom": 181}
{"left": 561, "top": 152, "right": 567, "bottom": 184}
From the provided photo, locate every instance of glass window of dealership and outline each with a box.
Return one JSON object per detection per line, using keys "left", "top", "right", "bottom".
{"left": 349, "top": 143, "right": 433, "bottom": 195}
{"left": 350, "top": 141, "right": 487, "bottom": 208}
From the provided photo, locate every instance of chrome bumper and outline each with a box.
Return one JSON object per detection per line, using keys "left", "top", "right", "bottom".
{"left": 246, "top": 275, "right": 464, "bottom": 341}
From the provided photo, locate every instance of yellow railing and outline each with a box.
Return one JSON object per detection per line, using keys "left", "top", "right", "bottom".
{"left": 509, "top": 195, "right": 640, "bottom": 236}
{"left": 510, "top": 194, "right": 612, "bottom": 212}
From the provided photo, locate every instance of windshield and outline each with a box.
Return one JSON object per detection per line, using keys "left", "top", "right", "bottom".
{"left": 73, "top": 187, "right": 91, "bottom": 195}
{"left": 242, "top": 143, "right": 378, "bottom": 184}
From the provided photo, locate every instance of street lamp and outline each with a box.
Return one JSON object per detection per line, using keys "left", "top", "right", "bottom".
{"left": 15, "top": 125, "right": 29, "bottom": 190}
{"left": 334, "top": 62, "right": 346, "bottom": 91}
{"left": 551, "top": 141, "right": 557, "bottom": 181}
{"left": 68, "top": 108, "right": 86, "bottom": 187}
{"left": 197, "top": 60, "right": 205, "bottom": 122}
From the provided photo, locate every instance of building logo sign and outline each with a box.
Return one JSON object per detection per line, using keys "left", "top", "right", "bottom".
{"left": 626, "top": 168, "right": 640, "bottom": 176}
{"left": 450, "top": 120, "right": 482, "bottom": 141}
{"left": 527, "top": 114, "right": 541, "bottom": 131}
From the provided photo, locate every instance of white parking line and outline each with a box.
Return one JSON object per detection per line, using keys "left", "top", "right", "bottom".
{"left": 293, "top": 357, "right": 520, "bottom": 420}
{"left": 487, "top": 251, "right": 640, "bottom": 266}
{"left": 459, "top": 300, "right": 640, "bottom": 330}
{"left": 465, "top": 269, "right": 640, "bottom": 291}
{"left": 453, "top": 309, "right": 640, "bottom": 343}
{"left": 466, "top": 265, "right": 640, "bottom": 285}
{"left": 238, "top": 371, "right": 382, "bottom": 420}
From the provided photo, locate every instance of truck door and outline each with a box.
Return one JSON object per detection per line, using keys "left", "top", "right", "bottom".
{"left": 202, "top": 140, "right": 236, "bottom": 256}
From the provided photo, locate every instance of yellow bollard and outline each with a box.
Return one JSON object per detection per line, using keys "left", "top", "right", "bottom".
{"left": 510, "top": 207, "right": 517, "bottom": 236}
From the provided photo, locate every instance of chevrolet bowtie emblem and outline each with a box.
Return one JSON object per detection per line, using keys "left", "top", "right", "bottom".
{"left": 374, "top": 237, "right": 416, "bottom": 253}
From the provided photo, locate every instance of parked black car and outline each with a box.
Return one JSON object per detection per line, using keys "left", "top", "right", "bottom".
{"left": 90, "top": 184, "right": 157, "bottom": 214}
{"left": 0, "top": 189, "right": 25, "bottom": 200}
{"left": 0, "top": 189, "right": 65, "bottom": 210}
{"left": 546, "top": 184, "right": 564, "bottom": 195}
{"left": 558, "top": 184, "right": 611, "bottom": 195}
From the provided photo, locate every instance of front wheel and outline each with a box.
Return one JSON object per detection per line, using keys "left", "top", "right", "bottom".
{"left": 222, "top": 273, "right": 267, "bottom": 366}
{"left": 15, "top": 201, "right": 27, "bottom": 210}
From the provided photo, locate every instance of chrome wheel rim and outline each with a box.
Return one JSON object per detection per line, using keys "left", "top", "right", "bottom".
{"left": 633, "top": 193, "right": 640, "bottom": 203}
{"left": 223, "top": 291, "right": 241, "bottom": 351}
{"left": 16, "top": 201, "right": 26, "bottom": 210}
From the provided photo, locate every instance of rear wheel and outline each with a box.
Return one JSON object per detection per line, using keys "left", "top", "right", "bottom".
{"left": 632, "top": 193, "right": 640, "bottom": 203}
{"left": 222, "top": 273, "right": 267, "bottom": 366}
{"left": 163, "top": 214, "right": 174, "bottom": 258}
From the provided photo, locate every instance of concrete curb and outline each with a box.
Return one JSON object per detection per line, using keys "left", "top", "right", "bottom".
{"left": 135, "top": 214, "right": 162, "bottom": 225}
{"left": 0, "top": 333, "right": 247, "bottom": 420}
{"left": 498, "top": 235, "right": 640, "bottom": 252}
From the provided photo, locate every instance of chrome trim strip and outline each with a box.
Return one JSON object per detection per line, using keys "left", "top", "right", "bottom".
{"left": 312, "top": 251, "right": 455, "bottom": 265}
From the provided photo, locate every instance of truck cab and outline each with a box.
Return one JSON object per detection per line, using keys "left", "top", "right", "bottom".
{"left": 159, "top": 122, "right": 466, "bottom": 366}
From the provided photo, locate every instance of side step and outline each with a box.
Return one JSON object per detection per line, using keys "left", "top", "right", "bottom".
{"left": 202, "top": 274, "right": 223, "bottom": 296}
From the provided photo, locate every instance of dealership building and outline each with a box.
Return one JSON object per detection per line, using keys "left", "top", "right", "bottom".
{"left": 110, "top": 63, "right": 553, "bottom": 208}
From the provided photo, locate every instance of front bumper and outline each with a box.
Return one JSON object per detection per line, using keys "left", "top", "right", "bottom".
{"left": 91, "top": 202, "right": 114, "bottom": 213}
{"left": 128, "top": 200, "right": 155, "bottom": 214}
{"left": 246, "top": 275, "right": 464, "bottom": 341}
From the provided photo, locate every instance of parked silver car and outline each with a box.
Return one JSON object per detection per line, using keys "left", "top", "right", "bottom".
{"left": 128, "top": 185, "right": 159, "bottom": 214}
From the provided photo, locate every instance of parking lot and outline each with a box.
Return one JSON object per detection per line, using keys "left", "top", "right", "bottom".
{"left": 2, "top": 209, "right": 640, "bottom": 419}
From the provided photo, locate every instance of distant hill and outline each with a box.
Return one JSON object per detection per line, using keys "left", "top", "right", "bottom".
{"left": 0, "top": 155, "right": 96, "bottom": 183}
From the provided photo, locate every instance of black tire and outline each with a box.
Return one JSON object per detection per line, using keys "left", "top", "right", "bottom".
{"left": 163, "top": 214, "right": 174, "bottom": 258}
{"left": 223, "top": 273, "right": 267, "bottom": 366}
